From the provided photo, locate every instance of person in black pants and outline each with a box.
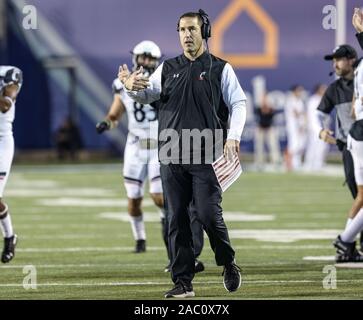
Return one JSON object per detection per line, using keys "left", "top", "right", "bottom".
{"left": 162, "top": 198, "right": 205, "bottom": 273}
{"left": 119, "top": 10, "right": 246, "bottom": 298}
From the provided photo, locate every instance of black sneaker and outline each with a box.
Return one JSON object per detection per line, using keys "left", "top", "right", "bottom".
{"left": 195, "top": 260, "right": 205, "bottom": 273}
{"left": 222, "top": 262, "right": 242, "bottom": 292}
{"left": 1, "top": 235, "right": 17, "bottom": 263}
{"left": 164, "top": 282, "right": 195, "bottom": 298}
{"left": 333, "top": 235, "right": 363, "bottom": 263}
{"left": 134, "top": 239, "right": 146, "bottom": 253}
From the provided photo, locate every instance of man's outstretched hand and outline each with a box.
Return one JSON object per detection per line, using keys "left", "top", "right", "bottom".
{"left": 118, "top": 65, "right": 149, "bottom": 91}
{"left": 353, "top": 8, "right": 363, "bottom": 33}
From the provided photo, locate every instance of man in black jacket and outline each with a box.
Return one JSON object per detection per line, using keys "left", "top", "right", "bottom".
{"left": 119, "top": 10, "right": 246, "bottom": 298}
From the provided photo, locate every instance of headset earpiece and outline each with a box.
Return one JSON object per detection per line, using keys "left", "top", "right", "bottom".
{"left": 198, "top": 9, "right": 211, "bottom": 40}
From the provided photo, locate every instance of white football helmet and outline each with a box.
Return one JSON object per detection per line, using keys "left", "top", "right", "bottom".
{"left": 0, "top": 66, "right": 23, "bottom": 93}
{"left": 131, "top": 40, "right": 162, "bottom": 74}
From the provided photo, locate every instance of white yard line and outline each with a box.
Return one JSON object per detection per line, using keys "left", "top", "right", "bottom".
{"left": 6, "top": 188, "right": 117, "bottom": 197}
{"left": 37, "top": 198, "right": 154, "bottom": 207}
{"left": 304, "top": 256, "right": 363, "bottom": 267}
{"left": 99, "top": 212, "right": 275, "bottom": 222}
{"left": 16, "top": 247, "right": 165, "bottom": 253}
{"left": 335, "top": 263, "right": 363, "bottom": 268}
{"left": 229, "top": 229, "right": 341, "bottom": 242}
{"left": 16, "top": 234, "right": 132, "bottom": 239}
{"left": 12, "top": 163, "right": 122, "bottom": 173}
{"left": 0, "top": 279, "right": 362, "bottom": 288}
{"left": 14, "top": 244, "right": 334, "bottom": 253}
{"left": 0, "top": 264, "right": 158, "bottom": 269}
{"left": 303, "top": 256, "right": 335, "bottom": 261}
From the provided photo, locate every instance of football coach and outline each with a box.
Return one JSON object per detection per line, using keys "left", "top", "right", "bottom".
{"left": 119, "top": 10, "right": 247, "bottom": 298}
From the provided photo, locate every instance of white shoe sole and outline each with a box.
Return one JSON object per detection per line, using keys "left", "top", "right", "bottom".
{"left": 165, "top": 291, "right": 195, "bottom": 298}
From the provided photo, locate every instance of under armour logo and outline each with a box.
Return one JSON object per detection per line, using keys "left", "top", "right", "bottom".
{"left": 173, "top": 74, "right": 180, "bottom": 78}
{"left": 199, "top": 71, "right": 206, "bottom": 80}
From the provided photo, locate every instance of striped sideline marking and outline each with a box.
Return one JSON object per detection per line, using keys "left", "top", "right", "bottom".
{"left": 0, "top": 279, "right": 362, "bottom": 288}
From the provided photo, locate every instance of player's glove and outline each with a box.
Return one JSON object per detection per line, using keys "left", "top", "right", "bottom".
{"left": 96, "top": 120, "right": 111, "bottom": 134}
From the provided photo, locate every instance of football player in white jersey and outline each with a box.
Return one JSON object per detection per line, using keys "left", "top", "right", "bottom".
{"left": 0, "top": 66, "right": 22, "bottom": 263}
{"left": 284, "top": 85, "right": 307, "bottom": 171}
{"left": 97, "top": 41, "right": 168, "bottom": 254}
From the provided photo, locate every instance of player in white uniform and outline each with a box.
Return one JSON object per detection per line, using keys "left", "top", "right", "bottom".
{"left": 284, "top": 85, "right": 307, "bottom": 171}
{"left": 97, "top": 41, "right": 163, "bottom": 253}
{"left": 332, "top": 8, "right": 363, "bottom": 262}
{"left": 0, "top": 66, "right": 22, "bottom": 263}
{"left": 304, "top": 84, "right": 328, "bottom": 171}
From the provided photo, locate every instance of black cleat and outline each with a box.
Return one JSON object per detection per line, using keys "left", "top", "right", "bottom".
{"left": 195, "top": 260, "right": 205, "bottom": 273}
{"left": 1, "top": 235, "right": 17, "bottom": 263}
{"left": 134, "top": 239, "right": 146, "bottom": 253}
{"left": 333, "top": 235, "right": 363, "bottom": 263}
{"left": 222, "top": 261, "right": 242, "bottom": 292}
{"left": 164, "top": 282, "right": 195, "bottom": 298}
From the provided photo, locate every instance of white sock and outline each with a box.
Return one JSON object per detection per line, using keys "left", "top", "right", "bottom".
{"left": 345, "top": 218, "right": 353, "bottom": 230}
{"left": 0, "top": 205, "right": 14, "bottom": 238}
{"left": 341, "top": 208, "right": 363, "bottom": 243}
{"left": 159, "top": 208, "right": 166, "bottom": 219}
{"left": 129, "top": 215, "right": 146, "bottom": 241}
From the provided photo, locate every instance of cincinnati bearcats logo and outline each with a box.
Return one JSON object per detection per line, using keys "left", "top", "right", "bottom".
{"left": 199, "top": 71, "right": 206, "bottom": 80}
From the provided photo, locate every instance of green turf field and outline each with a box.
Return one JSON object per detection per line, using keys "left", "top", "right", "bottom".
{"left": 1, "top": 164, "right": 362, "bottom": 300}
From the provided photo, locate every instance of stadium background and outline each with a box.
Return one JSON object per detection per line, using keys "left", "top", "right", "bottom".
{"left": 2, "top": 0, "right": 363, "bottom": 301}
{"left": 0, "top": 0, "right": 359, "bottom": 156}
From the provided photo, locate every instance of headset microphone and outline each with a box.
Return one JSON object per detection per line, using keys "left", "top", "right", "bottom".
{"left": 329, "top": 70, "right": 335, "bottom": 76}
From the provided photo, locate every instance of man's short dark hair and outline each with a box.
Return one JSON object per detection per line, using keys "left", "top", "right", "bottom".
{"left": 177, "top": 12, "right": 203, "bottom": 30}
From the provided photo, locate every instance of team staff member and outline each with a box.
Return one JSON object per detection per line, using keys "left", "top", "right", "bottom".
{"left": 97, "top": 41, "right": 205, "bottom": 272}
{"left": 317, "top": 44, "right": 363, "bottom": 250}
{"left": 119, "top": 10, "right": 246, "bottom": 298}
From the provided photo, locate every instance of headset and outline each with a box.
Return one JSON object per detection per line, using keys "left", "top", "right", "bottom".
{"left": 198, "top": 9, "right": 211, "bottom": 40}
